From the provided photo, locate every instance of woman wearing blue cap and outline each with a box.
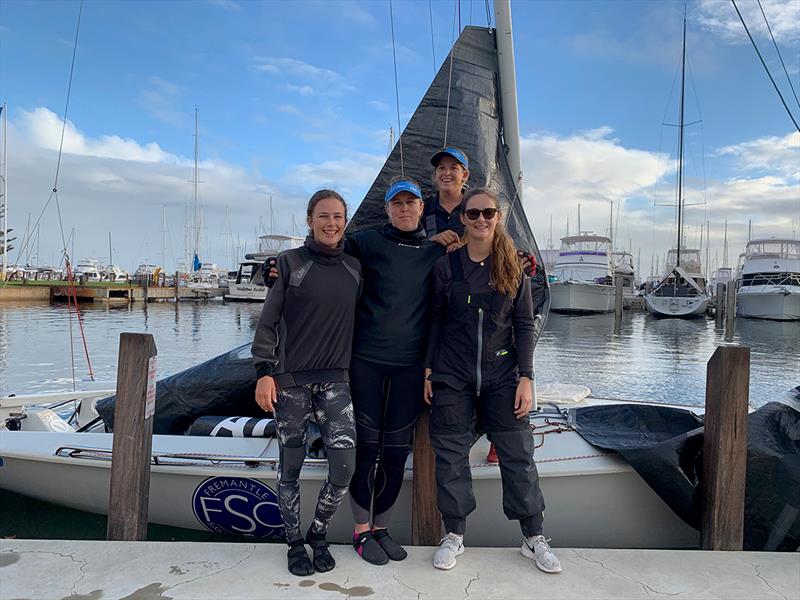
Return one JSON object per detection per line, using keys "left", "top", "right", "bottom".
{"left": 345, "top": 176, "right": 457, "bottom": 565}
{"left": 423, "top": 147, "right": 470, "bottom": 239}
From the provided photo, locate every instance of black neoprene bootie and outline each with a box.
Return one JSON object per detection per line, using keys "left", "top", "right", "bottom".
{"left": 287, "top": 540, "right": 314, "bottom": 576}
{"left": 307, "top": 529, "right": 335, "bottom": 572}
{"left": 352, "top": 530, "right": 389, "bottom": 565}
{"left": 373, "top": 528, "right": 407, "bottom": 561}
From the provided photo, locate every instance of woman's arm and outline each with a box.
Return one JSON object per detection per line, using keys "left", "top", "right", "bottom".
{"left": 424, "top": 258, "right": 450, "bottom": 403}
{"left": 512, "top": 276, "right": 535, "bottom": 378}
{"left": 252, "top": 254, "right": 289, "bottom": 410}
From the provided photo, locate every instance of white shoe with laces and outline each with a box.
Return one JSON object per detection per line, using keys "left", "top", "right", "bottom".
{"left": 433, "top": 532, "right": 464, "bottom": 570}
{"left": 521, "top": 535, "right": 562, "bottom": 574}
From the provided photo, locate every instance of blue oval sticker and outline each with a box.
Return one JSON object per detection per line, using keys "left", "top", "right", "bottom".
{"left": 192, "top": 476, "right": 285, "bottom": 539}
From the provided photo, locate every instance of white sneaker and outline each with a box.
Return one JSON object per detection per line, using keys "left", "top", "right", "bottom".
{"left": 521, "top": 535, "right": 562, "bottom": 574}
{"left": 433, "top": 532, "right": 464, "bottom": 570}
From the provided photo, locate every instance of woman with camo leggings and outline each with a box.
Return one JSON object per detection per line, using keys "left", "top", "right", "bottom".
{"left": 253, "top": 189, "right": 361, "bottom": 576}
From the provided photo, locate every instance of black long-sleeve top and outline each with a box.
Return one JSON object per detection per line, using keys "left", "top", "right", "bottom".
{"left": 346, "top": 224, "right": 445, "bottom": 366}
{"left": 425, "top": 248, "right": 535, "bottom": 387}
{"left": 252, "top": 245, "right": 361, "bottom": 387}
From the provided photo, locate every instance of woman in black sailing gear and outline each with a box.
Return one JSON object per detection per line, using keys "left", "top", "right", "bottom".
{"left": 346, "top": 177, "right": 456, "bottom": 565}
{"left": 252, "top": 190, "right": 361, "bottom": 577}
{"left": 424, "top": 187, "right": 562, "bottom": 574}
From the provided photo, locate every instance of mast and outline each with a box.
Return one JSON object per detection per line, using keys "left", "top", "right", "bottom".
{"left": 494, "top": 0, "right": 523, "bottom": 199}
{"left": 675, "top": 11, "right": 687, "bottom": 269}
{"left": 577, "top": 203, "right": 581, "bottom": 235}
{"left": 160, "top": 206, "right": 167, "bottom": 268}
{"left": 108, "top": 231, "right": 113, "bottom": 267}
{"left": 723, "top": 219, "right": 729, "bottom": 267}
{"left": 1, "top": 102, "right": 7, "bottom": 280}
{"left": 548, "top": 214, "right": 553, "bottom": 249}
{"left": 608, "top": 200, "right": 614, "bottom": 246}
{"left": 191, "top": 107, "right": 200, "bottom": 268}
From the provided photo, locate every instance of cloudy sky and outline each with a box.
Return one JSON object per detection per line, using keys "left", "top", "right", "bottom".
{"left": 1, "top": 0, "right": 798, "bottom": 276}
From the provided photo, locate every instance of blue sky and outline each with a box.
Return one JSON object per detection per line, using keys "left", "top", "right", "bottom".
{"left": 1, "top": 0, "right": 798, "bottom": 274}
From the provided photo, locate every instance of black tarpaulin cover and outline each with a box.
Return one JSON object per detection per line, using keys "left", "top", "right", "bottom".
{"left": 570, "top": 402, "right": 800, "bottom": 551}
{"left": 96, "top": 343, "right": 265, "bottom": 435}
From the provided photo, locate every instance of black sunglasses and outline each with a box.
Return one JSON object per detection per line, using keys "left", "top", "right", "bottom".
{"left": 464, "top": 207, "right": 499, "bottom": 220}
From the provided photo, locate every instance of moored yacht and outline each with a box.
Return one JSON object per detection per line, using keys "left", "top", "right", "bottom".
{"left": 707, "top": 266, "right": 733, "bottom": 294}
{"left": 73, "top": 259, "right": 101, "bottom": 282}
{"left": 611, "top": 250, "right": 636, "bottom": 298}
{"left": 645, "top": 248, "right": 710, "bottom": 317}
{"left": 736, "top": 238, "right": 800, "bottom": 321}
{"left": 224, "top": 234, "right": 303, "bottom": 302}
{"left": 549, "top": 235, "right": 615, "bottom": 314}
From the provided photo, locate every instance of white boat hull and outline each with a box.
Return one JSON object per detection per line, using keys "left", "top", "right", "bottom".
{"left": 224, "top": 283, "right": 267, "bottom": 302}
{"left": 0, "top": 405, "right": 699, "bottom": 549}
{"left": 644, "top": 294, "right": 709, "bottom": 318}
{"left": 736, "top": 286, "right": 800, "bottom": 321}
{"left": 549, "top": 281, "right": 614, "bottom": 314}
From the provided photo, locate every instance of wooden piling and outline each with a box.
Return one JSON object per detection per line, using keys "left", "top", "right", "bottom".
{"left": 725, "top": 281, "right": 736, "bottom": 335}
{"left": 174, "top": 271, "right": 180, "bottom": 301}
{"left": 614, "top": 277, "right": 624, "bottom": 320}
{"left": 701, "top": 345, "right": 749, "bottom": 551}
{"left": 715, "top": 283, "right": 725, "bottom": 325}
{"left": 412, "top": 411, "right": 440, "bottom": 545}
{"left": 143, "top": 274, "right": 149, "bottom": 303}
{"left": 107, "top": 332, "right": 158, "bottom": 541}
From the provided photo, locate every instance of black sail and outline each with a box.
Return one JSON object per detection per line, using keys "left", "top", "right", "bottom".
{"left": 350, "top": 25, "right": 549, "bottom": 330}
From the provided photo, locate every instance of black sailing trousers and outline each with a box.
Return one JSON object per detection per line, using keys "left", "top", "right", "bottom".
{"left": 348, "top": 356, "right": 425, "bottom": 528}
{"left": 429, "top": 379, "right": 545, "bottom": 537}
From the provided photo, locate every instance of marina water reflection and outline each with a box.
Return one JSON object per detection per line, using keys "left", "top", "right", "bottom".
{"left": 0, "top": 301, "right": 797, "bottom": 408}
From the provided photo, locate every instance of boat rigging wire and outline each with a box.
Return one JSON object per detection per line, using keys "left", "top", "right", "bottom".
{"left": 388, "top": 0, "right": 405, "bottom": 176}
{"left": 443, "top": 0, "right": 459, "bottom": 146}
{"left": 428, "top": 0, "right": 436, "bottom": 77}
{"left": 756, "top": 0, "right": 800, "bottom": 111}
{"left": 730, "top": 0, "right": 799, "bottom": 132}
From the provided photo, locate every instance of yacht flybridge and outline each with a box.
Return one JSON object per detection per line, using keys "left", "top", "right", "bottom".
{"left": 736, "top": 238, "right": 800, "bottom": 321}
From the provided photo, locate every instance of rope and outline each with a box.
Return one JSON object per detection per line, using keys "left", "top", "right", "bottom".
{"left": 730, "top": 0, "right": 799, "bottom": 132}
{"left": 756, "top": 0, "right": 800, "bottom": 111}
{"left": 388, "top": 0, "right": 404, "bottom": 175}
{"left": 484, "top": 0, "right": 491, "bottom": 28}
{"left": 443, "top": 0, "right": 459, "bottom": 146}
{"left": 54, "top": 0, "right": 83, "bottom": 192}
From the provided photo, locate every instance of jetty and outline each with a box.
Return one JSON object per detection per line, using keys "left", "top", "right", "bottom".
{"left": 2, "top": 539, "right": 796, "bottom": 599}
{"left": 0, "top": 278, "right": 223, "bottom": 303}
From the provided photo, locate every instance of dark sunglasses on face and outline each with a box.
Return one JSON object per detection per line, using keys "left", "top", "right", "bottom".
{"left": 464, "top": 207, "right": 499, "bottom": 220}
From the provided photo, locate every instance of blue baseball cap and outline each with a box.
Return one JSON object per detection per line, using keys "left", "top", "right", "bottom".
{"left": 384, "top": 179, "right": 423, "bottom": 203}
{"left": 430, "top": 147, "right": 469, "bottom": 170}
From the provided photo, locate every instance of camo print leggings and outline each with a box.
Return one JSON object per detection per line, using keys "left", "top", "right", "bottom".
{"left": 274, "top": 381, "right": 357, "bottom": 544}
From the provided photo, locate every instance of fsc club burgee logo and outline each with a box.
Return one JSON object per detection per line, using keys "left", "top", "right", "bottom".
{"left": 192, "top": 476, "right": 285, "bottom": 539}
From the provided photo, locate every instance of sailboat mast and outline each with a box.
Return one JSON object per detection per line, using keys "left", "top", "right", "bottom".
{"left": 675, "top": 13, "right": 687, "bottom": 269}
{"left": 108, "top": 231, "right": 112, "bottom": 266}
{"left": 192, "top": 107, "right": 199, "bottom": 264}
{"left": 1, "top": 102, "right": 7, "bottom": 280}
{"left": 723, "top": 219, "right": 729, "bottom": 266}
{"left": 494, "top": 0, "right": 523, "bottom": 199}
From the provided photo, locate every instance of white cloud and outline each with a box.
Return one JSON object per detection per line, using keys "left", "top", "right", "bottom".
{"left": 252, "top": 57, "right": 356, "bottom": 95}
{"left": 5, "top": 107, "right": 381, "bottom": 271}
{"left": 696, "top": 0, "right": 800, "bottom": 46}
{"left": 714, "top": 131, "right": 800, "bottom": 180}
{"left": 286, "top": 84, "right": 314, "bottom": 96}
{"left": 208, "top": 0, "right": 242, "bottom": 12}
{"left": 276, "top": 104, "right": 303, "bottom": 117}
{"left": 21, "top": 107, "right": 179, "bottom": 164}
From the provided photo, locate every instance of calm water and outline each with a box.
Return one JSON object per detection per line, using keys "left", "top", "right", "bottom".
{"left": 1, "top": 299, "right": 797, "bottom": 539}
{"left": 1, "top": 299, "right": 798, "bottom": 407}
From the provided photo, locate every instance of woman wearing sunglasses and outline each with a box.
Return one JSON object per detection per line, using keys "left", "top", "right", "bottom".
{"left": 424, "top": 187, "right": 561, "bottom": 574}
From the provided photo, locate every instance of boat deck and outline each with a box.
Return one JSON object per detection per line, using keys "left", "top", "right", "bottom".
{"left": 2, "top": 539, "right": 796, "bottom": 599}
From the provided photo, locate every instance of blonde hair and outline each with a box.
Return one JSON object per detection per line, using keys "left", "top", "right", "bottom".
{"left": 463, "top": 188, "right": 521, "bottom": 297}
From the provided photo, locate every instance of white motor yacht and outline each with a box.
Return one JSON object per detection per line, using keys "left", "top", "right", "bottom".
{"left": 225, "top": 235, "right": 303, "bottom": 302}
{"left": 73, "top": 259, "right": 101, "bottom": 282}
{"left": 736, "top": 238, "right": 800, "bottom": 321}
{"left": 549, "top": 235, "right": 615, "bottom": 314}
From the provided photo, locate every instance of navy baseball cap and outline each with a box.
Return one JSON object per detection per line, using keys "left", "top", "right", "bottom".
{"left": 384, "top": 179, "right": 423, "bottom": 202}
{"left": 430, "top": 147, "right": 469, "bottom": 170}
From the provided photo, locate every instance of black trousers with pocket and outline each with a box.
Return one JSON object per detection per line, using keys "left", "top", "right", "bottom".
{"left": 429, "top": 379, "right": 545, "bottom": 537}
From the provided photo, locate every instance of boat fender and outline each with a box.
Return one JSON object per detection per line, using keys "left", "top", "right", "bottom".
{"left": 279, "top": 443, "right": 307, "bottom": 483}
{"left": 325, "top": 447, "right": 357, "bottom": 487}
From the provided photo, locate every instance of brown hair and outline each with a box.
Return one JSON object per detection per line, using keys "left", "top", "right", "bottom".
{"left": 463, "top": 187, "right": 521, "bottom": 296}
{"left": 306, "top": 189, "right": 348, "bottom": 231}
